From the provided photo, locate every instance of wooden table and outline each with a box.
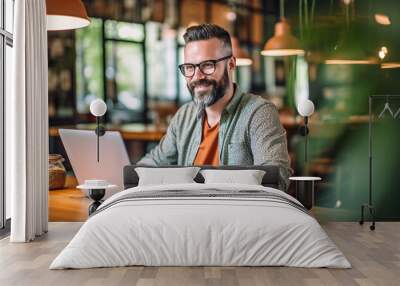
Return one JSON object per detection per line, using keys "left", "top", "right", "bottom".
{"left": 49, "top": 123, "right": 167, "bottom": 142}
{"left": 48, "top": 115, "right": 304, "bottom": 142}
{"left": 49, "top": 176, "right": 90, "bottom": 222}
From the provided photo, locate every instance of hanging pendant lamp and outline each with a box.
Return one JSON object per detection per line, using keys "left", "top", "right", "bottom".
{"left": 231, "top": 37, "right": 253, "bottom": 66}
{"left": 381, "top": 62, "right": 400, "bottom": 69}
{"left": 325, "top": 44, "right": 379, "bottom": 65}
{"left": 46, "top": 0, "right": 90, "bottom": 31}
{"left": 261, "top": 0, "right": 304, "bottom": 57}
{"left": 325, "top": 2, "right": 378, "bottom": 65}
{"left": 324, "top": 29, "right": 378, "bottom": 65}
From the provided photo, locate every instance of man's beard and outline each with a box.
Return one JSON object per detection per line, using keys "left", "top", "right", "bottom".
{"left": 187, "top": 68, "right": 230, "bottom": 119}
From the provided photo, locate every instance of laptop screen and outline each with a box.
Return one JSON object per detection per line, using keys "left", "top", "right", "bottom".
{"left": 59, "top": 129, "right": 130, "bottom": 197}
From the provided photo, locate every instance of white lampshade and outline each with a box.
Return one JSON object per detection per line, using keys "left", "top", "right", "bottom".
{"left": 297, "top": 99, "right": 315, "bottom": 117}
{"left": 261, "top": 20, "right": 305, "bottom": 57}
{"left": 90, "top": 99, "right": 107, "bottom": 117}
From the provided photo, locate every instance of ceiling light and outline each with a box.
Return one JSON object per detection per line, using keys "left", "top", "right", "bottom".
{"left": 261, "top": 0, "right": 304, "bottom": 57}
{"left": 374, "top": 14, "right": 391, "bottom": 26}
{"left": 261, "top": 20, "right": 305, "bottom": 57}
{"left": 46, "top": 0, "right": 90, "bottom": 31}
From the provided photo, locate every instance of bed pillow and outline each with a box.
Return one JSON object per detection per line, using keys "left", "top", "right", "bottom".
{"left": 200, "top": 169, "right": 266, "bottom": 185}
{"left": 135, "top": 167, "right": 201, "bottom": 186}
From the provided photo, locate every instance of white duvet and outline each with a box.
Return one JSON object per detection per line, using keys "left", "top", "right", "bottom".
{"left": 50, "top": 183, "right": 351, "bottom": 269}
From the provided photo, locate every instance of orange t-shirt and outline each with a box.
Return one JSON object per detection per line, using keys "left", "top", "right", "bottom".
{"left": 193, "top": 117, "right": 220, "bottom": 166}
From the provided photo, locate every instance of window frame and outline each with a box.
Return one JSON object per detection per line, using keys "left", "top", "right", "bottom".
{"left": 75, "top": 18, "right": 149, "bottom": 123}
{"left": 1, "top": 0, "right": 13, "bottom": 232}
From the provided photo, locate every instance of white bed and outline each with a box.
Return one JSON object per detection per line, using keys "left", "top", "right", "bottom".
{"left": 50, "top": 183, "right": 351, "bottom": 269}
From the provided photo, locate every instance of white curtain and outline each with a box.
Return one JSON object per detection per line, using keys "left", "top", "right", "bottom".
{"left": 7, "top": 0, "right": 48, "bottom": 242}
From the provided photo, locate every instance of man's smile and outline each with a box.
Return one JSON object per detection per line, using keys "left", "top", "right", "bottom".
{"left": 195, "top": 84, "right": 211, "bottom": 91}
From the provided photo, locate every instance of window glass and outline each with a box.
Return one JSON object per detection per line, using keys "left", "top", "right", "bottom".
{"left": 177, "top": 27, "right": 186, "bottom": 45}
{"left": 295, "top": 56, "right": 309, "bottom": 106}
{"left": 178, "top": 47, "right": 191, "bottom": 103}
{"left": 0, "top": 1, "right": 2, "bottom": 28}
{"left": 106, "top": 41, "right": 144, "bottom": 123}
{"left": 237, "top": 66, "right": 251, "bottom": 93}
{"left": 5, "top": 0, "right": 14, "bottom": 33}
{"left": 105, "top": 20, "right": 144, "bottom": 42}
{"left": 5, "top": 43, "right": 12, "bottom": 220}
{"left": 0, "top": 38, "right": 3, "bottom": 228}
{"left": 146, "top": 22, "right": 177, "bottom": 101}
{"left": 75, "top": 18, "right": 103, "bottom": 113}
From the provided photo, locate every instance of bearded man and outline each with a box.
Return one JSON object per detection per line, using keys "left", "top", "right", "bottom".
{"left": 137, "top": 24, "right": 292, "bottom": 190}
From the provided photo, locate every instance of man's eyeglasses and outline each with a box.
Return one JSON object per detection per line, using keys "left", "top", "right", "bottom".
{"left": 178, "top": 55, "right": 232, "bottom": 78}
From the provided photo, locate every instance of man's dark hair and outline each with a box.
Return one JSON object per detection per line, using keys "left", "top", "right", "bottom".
{"left": 183, "top": 24, "right": 232, "bottom": 54}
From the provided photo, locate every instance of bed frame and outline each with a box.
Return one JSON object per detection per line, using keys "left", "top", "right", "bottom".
{"left": 123, "top": 165, "right": 280, "bottom": 190}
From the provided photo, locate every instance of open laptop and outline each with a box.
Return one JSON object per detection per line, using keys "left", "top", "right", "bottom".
{"left": 59, "top": 129, "right": 130, "bottom": 198}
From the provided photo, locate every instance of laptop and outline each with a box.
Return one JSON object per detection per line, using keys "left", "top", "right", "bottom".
{"left": 59, "top": 129, "right": 130, "bottom": 198}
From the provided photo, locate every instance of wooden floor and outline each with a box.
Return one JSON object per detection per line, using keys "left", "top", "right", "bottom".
{"left": 0, "top": 222, "right": 399, "bottom": 286}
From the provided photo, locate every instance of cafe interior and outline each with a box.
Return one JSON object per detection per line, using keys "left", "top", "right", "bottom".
{"left": 42, "top": 0, "right": 400, "bottom": 222}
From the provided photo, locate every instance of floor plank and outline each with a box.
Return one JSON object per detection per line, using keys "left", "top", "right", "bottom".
{"left": 1, "top": 222, "right": 399, "bottom": 286}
